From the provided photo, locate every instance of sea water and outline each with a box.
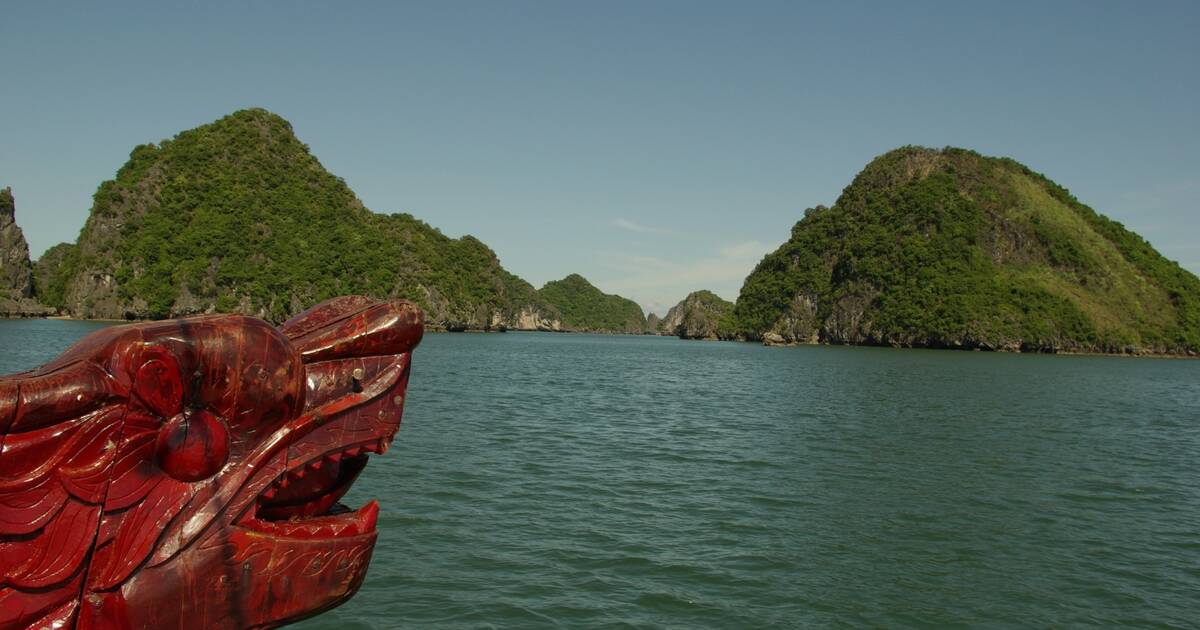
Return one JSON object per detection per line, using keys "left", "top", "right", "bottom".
{"left": 2, "top": 320, "right": 1197, "bottom": 628}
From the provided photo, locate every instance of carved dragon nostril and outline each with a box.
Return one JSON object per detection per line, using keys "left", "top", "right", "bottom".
{"left": 190, "top": 370, "right": 204, "bottom": 407}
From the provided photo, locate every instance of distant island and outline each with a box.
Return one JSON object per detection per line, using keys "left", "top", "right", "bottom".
{"left": 658, "top": 290, "right": 735, "bottom": 340}
{"left": 538, "top": 274, "right": 647, "bottom": 334}
{"left": 18, "top": 109, "right": 564, "bottom": 331}
{"left": 2, "top": 112, "right": 1197, "bottom": 355}
{"left": 730, "top": 147, "right": 1200, "bottom": 355}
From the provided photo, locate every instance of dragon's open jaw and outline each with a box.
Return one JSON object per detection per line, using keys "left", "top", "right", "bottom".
{"left": 237, "top": 449, "right": 380, "bottom": 540}
{"left": 230, "top": 296, "right": 423, "bottom": 545}
{"left": 231, "top": 350, "right": 409, "bottom": 541}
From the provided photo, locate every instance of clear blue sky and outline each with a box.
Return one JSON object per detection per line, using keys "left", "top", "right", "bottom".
{"left": 3, "top": 1, "right": 1197, "bottom": 315}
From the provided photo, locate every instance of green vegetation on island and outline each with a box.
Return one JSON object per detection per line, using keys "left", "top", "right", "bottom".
{"left": 538, "top": 274, "right": 647, "bottom": 333}
{"left": 660, "top": 290, "right": 735, "bottom": 340}
{"left": 31, "top": 242, "right": 77, "bottom": 312}
{"left": 732, "top": 146, "right": 1200, "bottom": 354}
{"left": 41, "top": 109, "right": 561, "bottom": 329}
{"left": 13, "top": 120, "right": 1198, "bottom": 356}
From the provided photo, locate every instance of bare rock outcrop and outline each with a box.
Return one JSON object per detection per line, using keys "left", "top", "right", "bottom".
{"left": 0, "top": 188, "right": 53, "bottom": 317}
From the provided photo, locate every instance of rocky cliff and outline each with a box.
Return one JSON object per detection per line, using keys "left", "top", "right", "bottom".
{"left": 732, "top": 147, "right": 1200, "bottom": 355}
{"left": 0, "top": 188, "right": 53, "bottom": 317}
{"left": 41, "top": 109, "right": 561, "bottom": 329}
{"left": 644, "top": 313, "right": 661, "bottom": 335}
{"left": 537, "top": 274, "right": 646, "bottom": 333}
{"left": 660, "top": 290, "right": 735, "bottom": 340}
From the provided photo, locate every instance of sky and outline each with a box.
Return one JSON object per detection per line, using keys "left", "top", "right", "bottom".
{"left": 2, "top": 1, "right": 1198, "bottom": 315}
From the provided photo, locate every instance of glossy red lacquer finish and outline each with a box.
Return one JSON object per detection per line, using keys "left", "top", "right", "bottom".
{"left": 0, "top": 296, "right": 423, "bottom": 629}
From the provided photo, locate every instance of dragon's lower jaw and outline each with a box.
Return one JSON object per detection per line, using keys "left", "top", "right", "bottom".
{"left": 237, "top": 439, "right": 390, "bottom": 540}
{"left": 238, "top": 499, "right": 379, "bottom": 540}
{"left": 229, "top": 349, "right": 411, "bottom": 544}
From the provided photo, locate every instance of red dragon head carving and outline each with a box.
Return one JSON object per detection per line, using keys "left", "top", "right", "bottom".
{"left": 0, "top": 296, "right": 423, "bottom": 629}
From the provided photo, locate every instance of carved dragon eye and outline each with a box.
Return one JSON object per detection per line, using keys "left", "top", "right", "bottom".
{"left": 155, "top": 409, "right": 230, "bottom": 482}
{"left": 133, "top": 348, "right": 230, "bottom": 481}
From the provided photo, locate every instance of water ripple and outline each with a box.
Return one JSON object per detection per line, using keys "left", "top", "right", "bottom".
{"left": 2, "top": 322, "right": 1197, "bottom": 628}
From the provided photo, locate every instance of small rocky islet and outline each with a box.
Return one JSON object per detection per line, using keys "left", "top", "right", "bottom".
{"left": 2, "top": 111, "right": 1197, "bottom": 355}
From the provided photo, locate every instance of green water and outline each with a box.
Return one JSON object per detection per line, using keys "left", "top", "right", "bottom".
{"left": 2, "top": 320, "right": 1198, "bottom": 628}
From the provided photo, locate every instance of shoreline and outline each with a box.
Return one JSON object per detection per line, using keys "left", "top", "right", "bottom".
{"left": 742, "top": 337, "right": 1200, "bottom": 360}
{"left": 7, "top": 316, "right": 1197, "bottom": 359}
{"left": 45, "top": 314, "right": 141, "bottom": 323}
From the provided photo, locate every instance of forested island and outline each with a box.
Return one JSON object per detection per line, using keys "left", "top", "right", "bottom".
{"left": 731, "top": 147, "right": 1200, "bottom": 355}
{"left": 26, "top": 110, "right": 566, "bottom": 330}
{"left": 538, "top": 274, "right": 648, "bottom": 334}
{"left": 2, "top": 112, "right": 1197, "bottom": 355}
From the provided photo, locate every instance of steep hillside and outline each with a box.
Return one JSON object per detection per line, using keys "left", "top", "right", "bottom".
{"left": 538, "top": 274, "right": 646, "bottom": 333}
{"left": 0, "top": 188, "right": 53, "bottom": 317}
{"left": 733, "top": 147, "right": 1200, "bottom": 354}
{"left": 661, "top": 290, "right": 735, "bottom": 340}
{"left": 44, "top": 109, "right": 560, "bottom": 329}
{"left": 31, "top": 243, "right": 76, "bottom": 312}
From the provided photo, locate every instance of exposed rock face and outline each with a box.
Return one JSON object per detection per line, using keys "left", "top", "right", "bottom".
{"left": 661, "top": 290, "right": 735, "bottom": 340}
{"left": 767, "top": 293, "right": 820, "bottom": 344}
{"left": 762, "top": 331, "right": 787, "bottom": 346}
{"left": 418, "top": 279, "right": 562, "bottom": 332}
{"left": 644, "top": 313, "right": 661, "bottom": 335}
{"left": 48, "top": 109, "right": 562, "bottom": 329}
{"left": 0, "top": 188, "right": 53, "bottom": 317}
{"left": 511, "top": 306, "right": 563, "bottom": 332}
{"left": 734, "top": 146, "right": 1200, "bottom": 355}
{"left": 0, "top": 188, "right": 33, "bottom": 299}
